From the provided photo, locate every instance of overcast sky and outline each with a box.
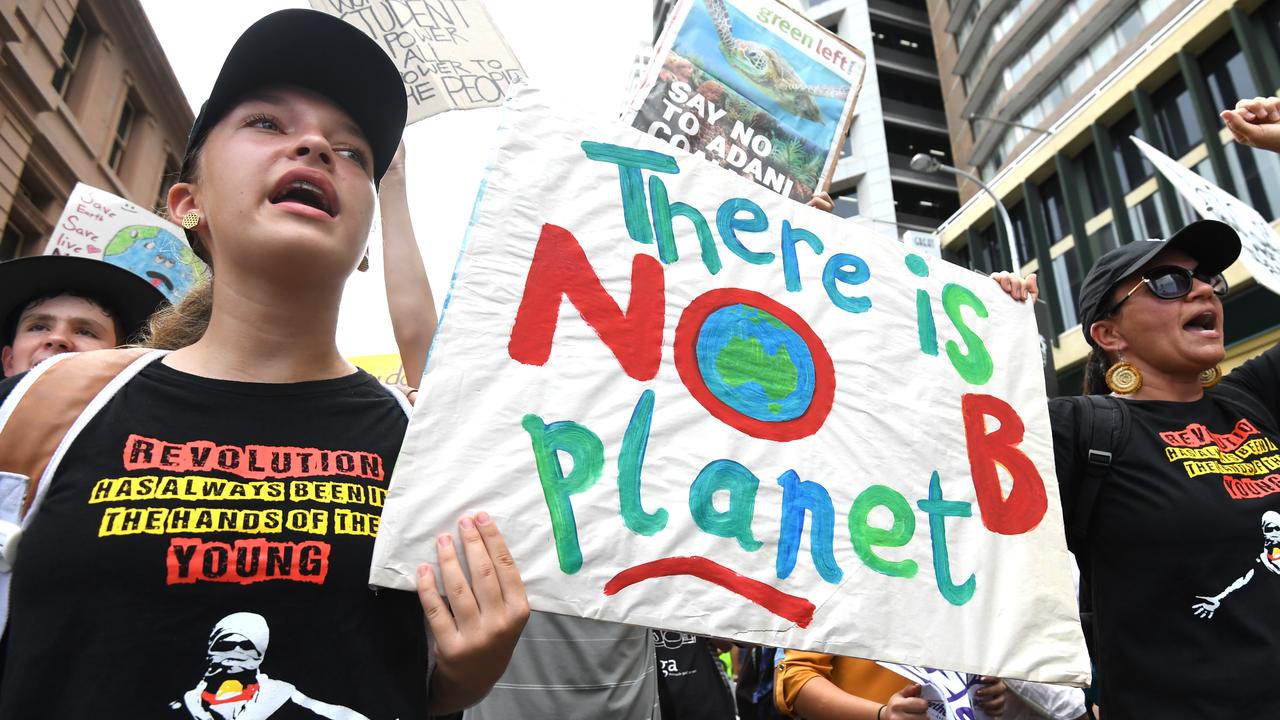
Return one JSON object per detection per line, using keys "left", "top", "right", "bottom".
{"left": 140, "top": 0, "right": 650, "bottom": 357}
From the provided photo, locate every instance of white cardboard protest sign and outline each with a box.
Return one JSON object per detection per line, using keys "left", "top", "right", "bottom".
{"left": 371, "top": 85, "right": 1089, "bottom": 683}
{"left": 1133, "top": 136, "right": 1280, "bottom": 294}
{"left": 310, "top": 0, "right": 525, "bottom": 123}
{"left": 44, "top": 182, "right": 207, "bottom": 304}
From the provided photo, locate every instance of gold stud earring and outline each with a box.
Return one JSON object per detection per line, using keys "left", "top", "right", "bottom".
{"left": 357, "top": 254, "right": 370, "bottom": 272}
{"left": 1106, "top": 360, "right": 1143, "bottom": 394}
{"left": 1199, "top": 365, "right": 1222, "bottom": 388}
{"left": 180, "top": 211, "right": 201, "bottom": 230}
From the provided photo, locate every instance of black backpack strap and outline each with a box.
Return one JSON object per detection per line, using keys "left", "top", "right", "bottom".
{"left": 1066, "top": 394, "right": 1128, "bottom": 680}
{"left": 1069, "top": 395, "right": 1129, "bottom": 560}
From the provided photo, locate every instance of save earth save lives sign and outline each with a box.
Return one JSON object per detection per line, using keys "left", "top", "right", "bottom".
{"left": 371, "top": 86, "right": 1089, "bottom": 683}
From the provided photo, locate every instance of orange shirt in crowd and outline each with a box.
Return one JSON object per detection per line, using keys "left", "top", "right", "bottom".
{"left": 774, "top": 650, "right": 910, "bottom": 716}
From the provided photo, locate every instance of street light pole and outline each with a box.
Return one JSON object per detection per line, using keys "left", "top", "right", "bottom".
{"left": 909, "top": 153, "right": 1020, "bottom": 270}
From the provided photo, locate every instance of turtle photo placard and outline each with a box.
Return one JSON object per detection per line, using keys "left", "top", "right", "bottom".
{"left": 623, "top": 0, "right": 865, "bottom": 202}
{"left": 370, "top": 85, "right": 1088, "bottom": 684}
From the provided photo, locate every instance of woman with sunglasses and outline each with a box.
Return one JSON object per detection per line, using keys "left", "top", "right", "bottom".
{"left": 993, "top": 219, "right": 1280, "bottom": 718}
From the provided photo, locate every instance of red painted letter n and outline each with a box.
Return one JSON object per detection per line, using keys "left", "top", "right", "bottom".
{"left": 509, "top": 224, "right": 665, "bottom": 381}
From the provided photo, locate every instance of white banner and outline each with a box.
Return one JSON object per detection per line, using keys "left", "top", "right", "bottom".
{"left": 310, "top": 0, "right": 525, "bottom": 123}
{"left": 1133, "top": 135, "right": 1280, "bottom": 294}
{"left": 371, "top": 85, "right": 1088, "bottom": 683}
{"left": 44, "top": 182, "right": 207, "bottom": 304}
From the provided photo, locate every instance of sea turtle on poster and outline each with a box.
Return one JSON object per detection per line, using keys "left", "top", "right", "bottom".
{"left": 704, "top": 0, "right": 848, "bottom": 123}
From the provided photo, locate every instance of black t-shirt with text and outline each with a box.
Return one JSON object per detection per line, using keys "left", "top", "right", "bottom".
{"left": 653, "top": 631, "right": 734, "bottom": 720}
{"left": 0, "top": 361, "right": 426, "bottom": 719}
{"left": 1050, "top": 344, "right": 1280, "bottom": 719}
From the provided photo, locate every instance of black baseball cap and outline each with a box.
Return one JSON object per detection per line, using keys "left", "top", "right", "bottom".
{"left": 181, "top": 9, "right": 406, "bottom": 194}
{"left": 0, "top": 255, "right": 168, "bottom": 346}
{"left": 1077, "top": 219, "right": 1241, "bottom": 346}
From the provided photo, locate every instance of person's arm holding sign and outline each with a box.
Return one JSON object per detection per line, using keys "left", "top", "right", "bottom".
{"left": 808, "top": 191, "right": 834, "bottom": 213}
{"left": 791, "top": 679, "right": 927, "bottom": 720}
{"left": 776, "top": 650, "right": 920, "bottom": 719}
{"left": 420, "top": 512, "right": 530, "bottom": 713}
{"left": 380, "top": 140, "right": 438, "bottom": 386}
{"left": 989, "top": 272, "right": 1039, "bottom": 303}
{"left": 1221, "top": 96, "right": 1280, "bottom": 153}
{"left": 379, "top": 144, "right": 527, "bottom": 715}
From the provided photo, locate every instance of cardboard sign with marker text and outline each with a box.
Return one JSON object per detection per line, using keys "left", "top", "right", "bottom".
{"left": 311, "top": 0, "right": 525, "bottom": 122}
{"left": 44, "top": 182, "right": 207, "bottom": 304}
{"left": 370, "top": 85, "right": 1089, "bottom": 684}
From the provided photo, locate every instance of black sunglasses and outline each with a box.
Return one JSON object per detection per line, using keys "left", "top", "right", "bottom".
{"left": 1108, "top": 265, "right": 1229, "bottom": 315}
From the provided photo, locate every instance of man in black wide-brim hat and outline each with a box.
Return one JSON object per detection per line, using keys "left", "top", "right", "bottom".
{"left": 0, "top": 254, "right": 166, "bottom": 376}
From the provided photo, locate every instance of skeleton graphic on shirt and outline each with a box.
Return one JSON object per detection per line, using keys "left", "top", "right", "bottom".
{"left": 1192, "top": 511, "right": 1280, "bottom": 619}
{"left": 170, "top": 612, "right": 370, "bottom": 720}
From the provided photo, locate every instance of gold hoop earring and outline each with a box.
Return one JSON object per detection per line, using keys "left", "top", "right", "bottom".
{"left": 357, "top": 254, "right": 370, "bottom": 273}
{"left": 1199, "top": 365, "right": 1222, "bottom": 388}
{"left": 1106, "top": 361, "right": 1143, "bottom": 394}
{"left": 180, "top": 211, "right": 200, "bottom": 230}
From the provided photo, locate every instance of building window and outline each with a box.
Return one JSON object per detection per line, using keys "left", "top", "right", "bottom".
{"left": 1008, "top": 200, "right": 1035, "bottom": 269}
{"left": 893, "top": 183, "right": 960, "bottom": 225}
{"left": 1260, "top": 0, "right": 1280, "bottom": 58}
{"left": 108, "top": 97, "right": 136, "bottom": 172}
{"left": 886, "top": 124, "right": 953, "bottom": 165}
{"left": 878, "top": 68, "right": 945, "bottom": 109}
{"left": 1039, "top": 175, "right": 1069, "bottom": 242}
{"left": 1151, "top": 77, "right": 1201, "bottom": 159}
{"left": 945, "top": 240, "right": 973, "bottom": 270}
{"left": 51, "top": 10, "right": 87, "bottom": 97}
{"left": 974, "top": 0, "right": 1165, "bottom": 177}
{"left": 0, "top": 223, "right": 24, "bottom": 261}
{"left": 1128, "top": 194, "right": 1169, "bottom": 240}
{"left": 971, "top": 224, "right": 1004, "bottom": 273}
{"left": 155, "top": 155, "right": 179, "bottom": 213}
{"left": 1089, "top": 222, "right": 1119, "bottom": 254}
{"left": 5, "top": 173, "right": 55, "bottom": 259}
{"left": 1051, "top": 246, "right": 1083, "bottom": 329}
{"left": 871, "top": 18, "right": 935, "bottom": 60}
{"left": 1226, "top": 142, "right": 1280, "bottom": 222}
{"left": 832, "top": 188, "right": 859, "bottom": 219}
{"left": 957, "top": 0, "right": 1041, "bottom": 84}
{"left": 1077, "top": 147, "right": 1109, "bottom": 219}
{"left": 1201, "top": 34, "right": 1260, "bottom": 112}
{"left": 1194, "top": 155, "right": 1217, "bottom": 185}
{"left": 1110, "top": 111, "right": 1152, "bottom": 194}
